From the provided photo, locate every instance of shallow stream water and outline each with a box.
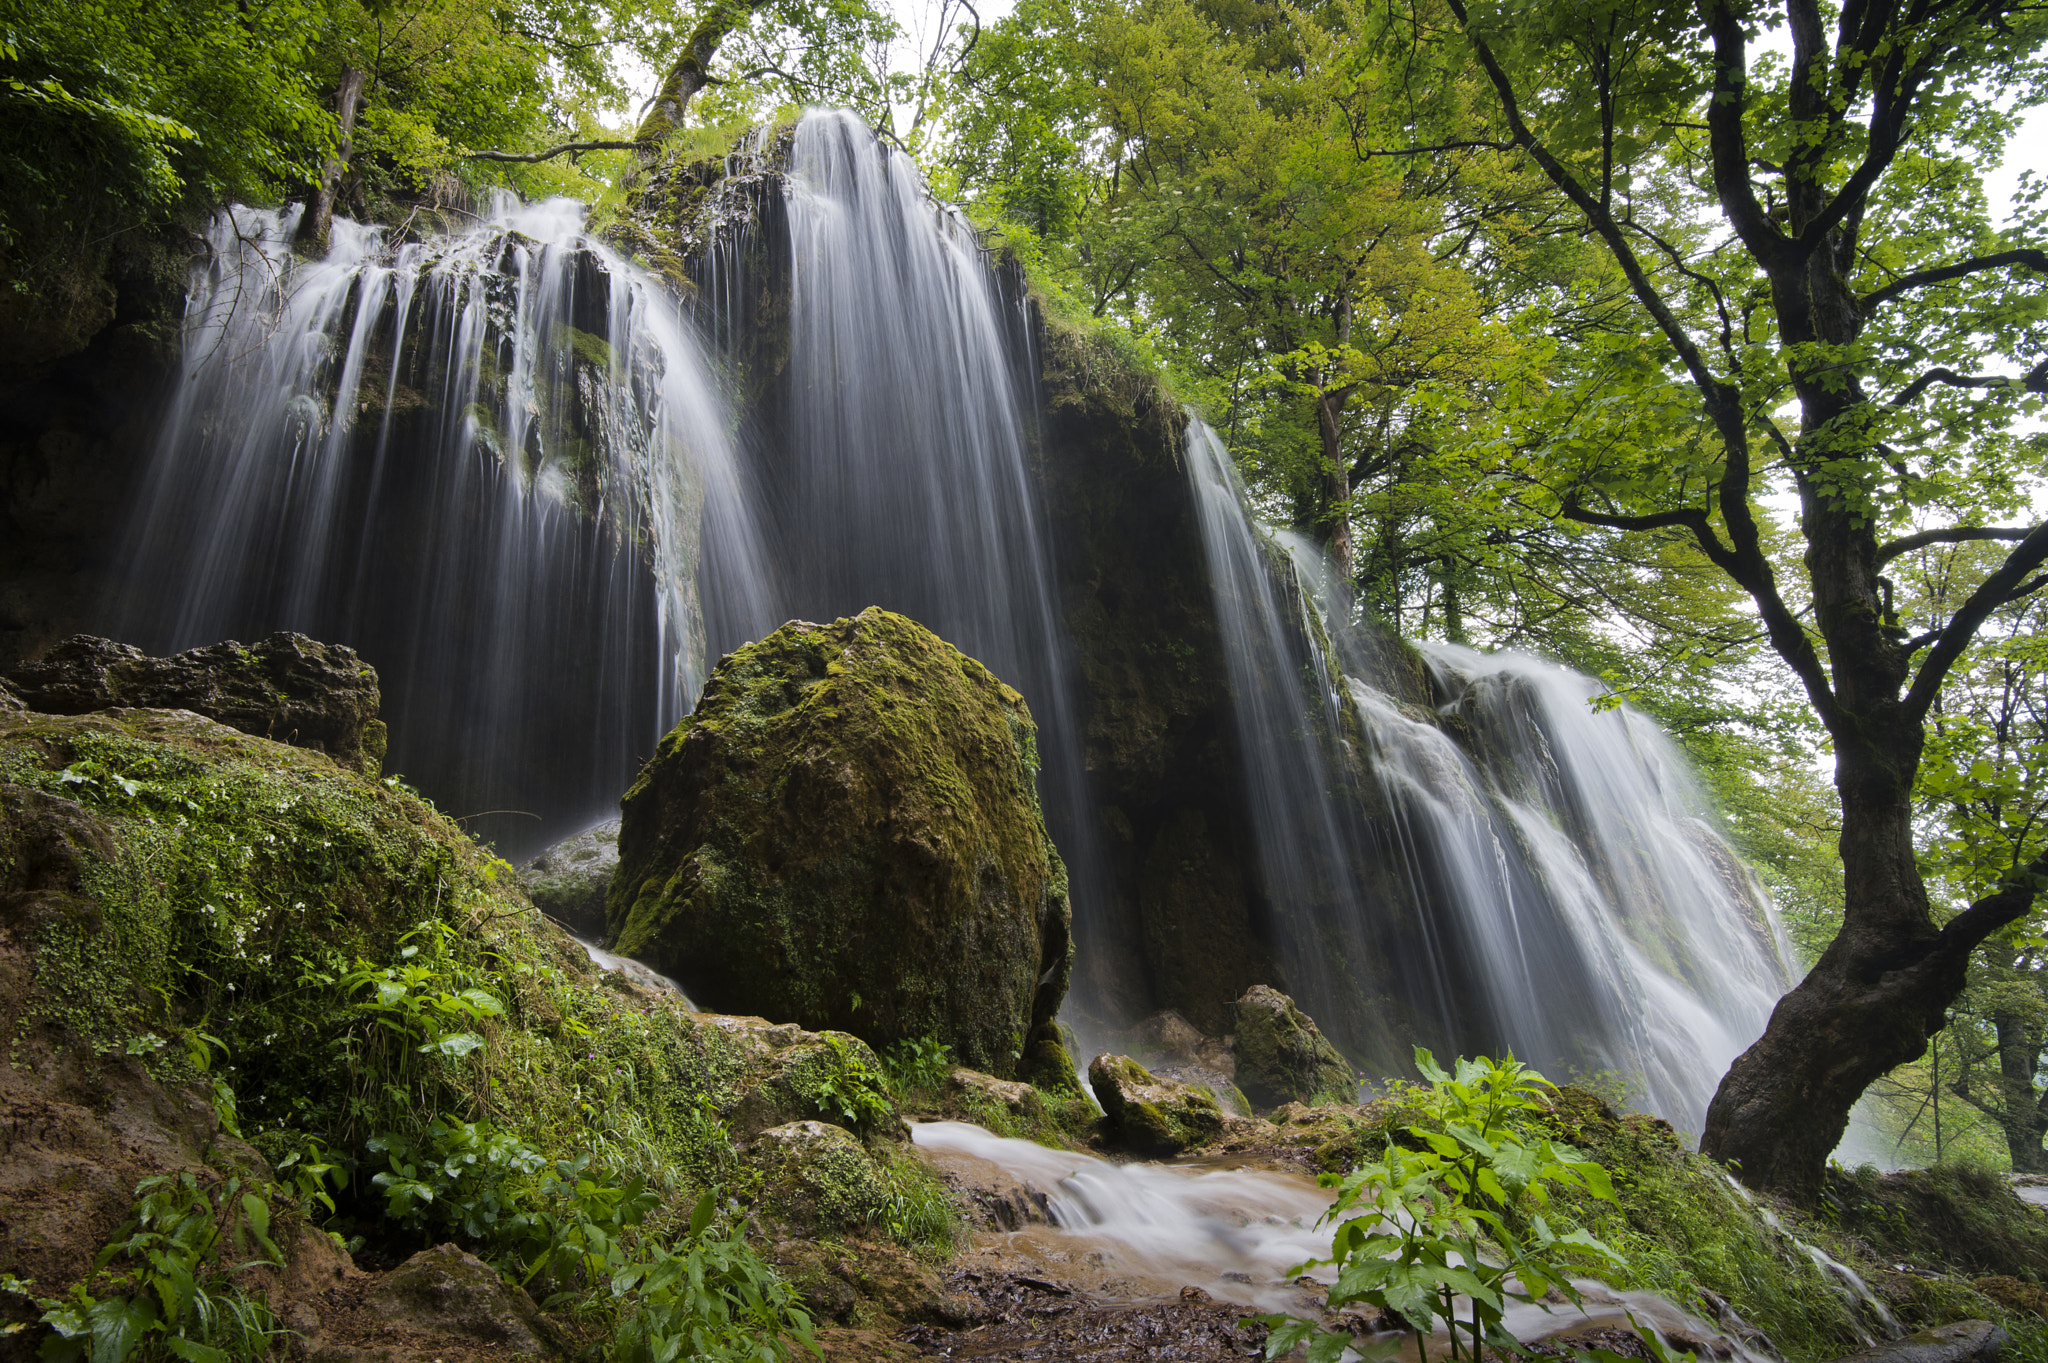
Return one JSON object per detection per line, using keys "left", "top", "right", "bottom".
{"left": 912, "top": 1121, "right": 1782, "bottom": 1362}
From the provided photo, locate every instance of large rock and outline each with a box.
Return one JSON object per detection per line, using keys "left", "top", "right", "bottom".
{"left": 1232, "top": 985, "right": 1354, "bottom": 1109}
{"left": 519, "top": 818, "right": 619, "bottom": 938}
{"left": 3, "top": 633, "right": 385, "bottom": 774}
{"left": 1826, "top": 1322, "right": 2006, "bottom": 1363}
{"left": 366, "top": 1243, "right": 562, "bottom": 1355}
{"left": 608, "top": 608, "right": 1072, "bottom": 1078}
{"left": 1088, "top": 1053, "right": 1223, "bottom": 1156}
{"left": 746, "top": 1120, "right": 892, "bottom": 1236}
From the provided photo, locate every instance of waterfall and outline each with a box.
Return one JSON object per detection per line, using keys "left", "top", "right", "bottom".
{"left": 109, "top": 197, "right": 769, "bottom": 850}
{"left": 97, "top": 108, "right": 1793, "bottom": 1128}
{"left": 705, "top": 109, "right": 1107, "bottom": 950}
{"left": 1186, "top": 418, "right": 1792, "bottom": 1129}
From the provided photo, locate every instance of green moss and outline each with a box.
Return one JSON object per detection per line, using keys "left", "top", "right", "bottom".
{"left": 749, "top": 1122, "right": 890, "bottom": 1235}
{"left": 1827, "top": 1163, "right": 2048, "bottom": 1282}
{"left": 564, "top": 326, "right": 612, "bottom": 373}
{"left": 0, "top": 710, "right": 756, "bottom": 1227}
{"left": 608, "top": 609, "right": 1071, "bottom": 1077}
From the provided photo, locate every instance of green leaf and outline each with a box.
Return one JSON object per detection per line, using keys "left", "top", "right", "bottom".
{"left": 85, "top": 1295, "right": 155, "bottom": 1363}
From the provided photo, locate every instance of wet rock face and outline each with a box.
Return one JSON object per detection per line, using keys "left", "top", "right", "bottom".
{"left": 608, "top": 607, "right": 1072, "bottom": 1078}
{"left": 518, "top": 818, "right": 619, "bottom": 938}
{"left": 365, "top": 1243, "right": 562, "bottom": 1355}
{"left": 1088, "top": 1053, "right": 1223, "bottom": 1156}
{"left": 1232, "top": 985, "right": 1354, "bottom": 1110}
{"left": 4, "top": 633, "right": 386, "bottom": 774}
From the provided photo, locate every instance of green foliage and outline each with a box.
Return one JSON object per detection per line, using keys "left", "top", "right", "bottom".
{"left": 881, "top": 1035, "right": 954, "bottom": 1101}
{"left": 813, "top": 1034, "right": 896, "bottom": 1134}
{"left": 1265, "top": 1050, "right": 1627, "bottom": 1362}
{"left": 868, "top": 1147, "right": 967, "bottom": 1258}
{"left": 606, "top": 1192, "right": 818, "bottom": 1363}
{"left": 8, "top": 1173, "right": 284, "bottom": 1363}
{"left": 364, "top": 1118, "right": 548, "bottom": 1245}
{"left": 0, "top": 712, "right": 824, "bottom": 1360}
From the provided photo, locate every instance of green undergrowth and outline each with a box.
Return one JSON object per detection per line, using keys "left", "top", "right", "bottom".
{"left": 1826, "top": 1162, "right": 2048, "bottom": 1282}
{"left": 1526, "top": 1089, "right": 2045, "bottom": 1362}
{"left": 0, "top": 711, "right": 945, "bottom": 1358}
{"left": 1298, "top": 1062, "right": 2048, "bottom": 1363}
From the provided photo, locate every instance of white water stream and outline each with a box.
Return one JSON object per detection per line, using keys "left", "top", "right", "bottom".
{"left": 913, "top": 1121, "right": 1781, "bottom": 1361}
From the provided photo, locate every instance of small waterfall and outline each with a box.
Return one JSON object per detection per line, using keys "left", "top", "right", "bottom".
{"left": 1186, "top": 418, "right": 1791, "bottom": 1129}
{"left": 1183, "top": 422, "right": 1404, "bottom": 1063}
{"left": 110, "top": 198, "right": 769, "bottom": 849}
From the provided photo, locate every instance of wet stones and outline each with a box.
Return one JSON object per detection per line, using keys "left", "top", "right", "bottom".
{"left": 1231, "top": 985, "right": 1355, "bottom": 1109}
{"left": 3, "top": 632, "right": 386, "bottom": 774}
{"left": 607, "top": 608, "right": 1072, "bottom": 1078}
{"left": 1088, "top": 1053, "right": 1223, "bottom": 1156}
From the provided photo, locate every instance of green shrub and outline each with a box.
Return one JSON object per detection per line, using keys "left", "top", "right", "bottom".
{"left": 1262, "top": 1050, "right": 1631, "bottom": 1363}
{"left": 5, "top": 1172, "right": 285, "bottom": 1363}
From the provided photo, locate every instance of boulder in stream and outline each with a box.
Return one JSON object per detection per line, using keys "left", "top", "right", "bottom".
{"left": 1089, "top": 1053, "right": 1224, "bottom": 1155}
{"left": 3, "top": 632, "right": 386, "bottom": 774}
{"left": 1232, "top": 984, "right": 1355, "bottom": 1109}
{"left": 607, "top": 608, "right": 1072, "bottom": 1079}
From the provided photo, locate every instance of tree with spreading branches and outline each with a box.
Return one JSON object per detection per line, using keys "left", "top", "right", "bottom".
{"left": 1384, "top": 0, "right": 2048, "bottom": 1197}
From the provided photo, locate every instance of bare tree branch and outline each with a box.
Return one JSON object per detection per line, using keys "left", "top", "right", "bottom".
{"left": 462, "top": 139, "right": 640, "bottom": 163}
{"left": 1876, "top": 526, "right": 2035, "bottom": 566}
{"left": 1862, "top": 248, "right": 2048, "bottom": 311}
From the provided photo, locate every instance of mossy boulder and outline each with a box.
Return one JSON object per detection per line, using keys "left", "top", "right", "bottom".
{"left": 3, "top": 632, "right": 386, "bottom": 774}
{"left": 1087, "top": 1053, "right": 1222, "bottom": 1156}
{"left": 1232, "top": 985, "right": 1355, "bottom": 1109}
{"left": 518, "top": 817, "right": 620, "bottom": 938}
{"left": 746, "top": 1121, "right": 892, "bottom": 1236}
{"left": 1266, "top": 1101, "right": 1389, "bottom": 1173}
{"left": 608, "top": 608, "right": 1072, "bottom": 1078}
{"left": 366, "top": 1243, "right": 565, "bottom": 1355}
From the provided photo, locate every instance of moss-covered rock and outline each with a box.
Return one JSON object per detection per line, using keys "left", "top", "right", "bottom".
{"left": 366, "top": 1243, "right": 565, "bottom": 1355}
{"left": 1232, "top": 985, "right": 1355, "bottom": 1109}
{"left": 1265, "top": 1101, "right": 1390, "bottom": 1173}
{"left": 608, "top": 608, "right": 1071, "bottom": 1078}
{"left": 746, "top": 1120, "right": 892, "bottom": 1236}
{"left": 1087, "top": 1053, "right": 1222, "bottom": 1156}
{"left": 3, "top": 633, "right": 386, "bottom": 774}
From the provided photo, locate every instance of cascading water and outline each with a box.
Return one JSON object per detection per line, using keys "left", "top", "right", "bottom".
{"left": 1186, "top": 418, "right": 1792, "bottom": 1129}
{"left": 102, "top": 105, "right": 1794, "bottom": 1133}
{"left": 702, "top": 109, "right": 1106, "bottom": 951}
{"left": 108, "top": 197, "right": 770, "bottom": 851}
{"left": 914, "top": 1120, "right": 1781, "bottom": 1360}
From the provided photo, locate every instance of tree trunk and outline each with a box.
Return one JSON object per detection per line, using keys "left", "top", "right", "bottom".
{"left": 1699, "top": 241, "right": 2046, "bottom": 1197}
{"left": 629, "top": 0, "right": 771, "bottom": 182}
{"left": 1699, "top": 722, "right": 1961, "bottom": 1192}
{"left": 1990, "top": 1007, "right": 2048, "bottom": 1172}
{"left": 1317, "top": 386, "right": 1354, "bottom": 585}
{"left": 297, "top": 67, "right": 367, "bottom": 256}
